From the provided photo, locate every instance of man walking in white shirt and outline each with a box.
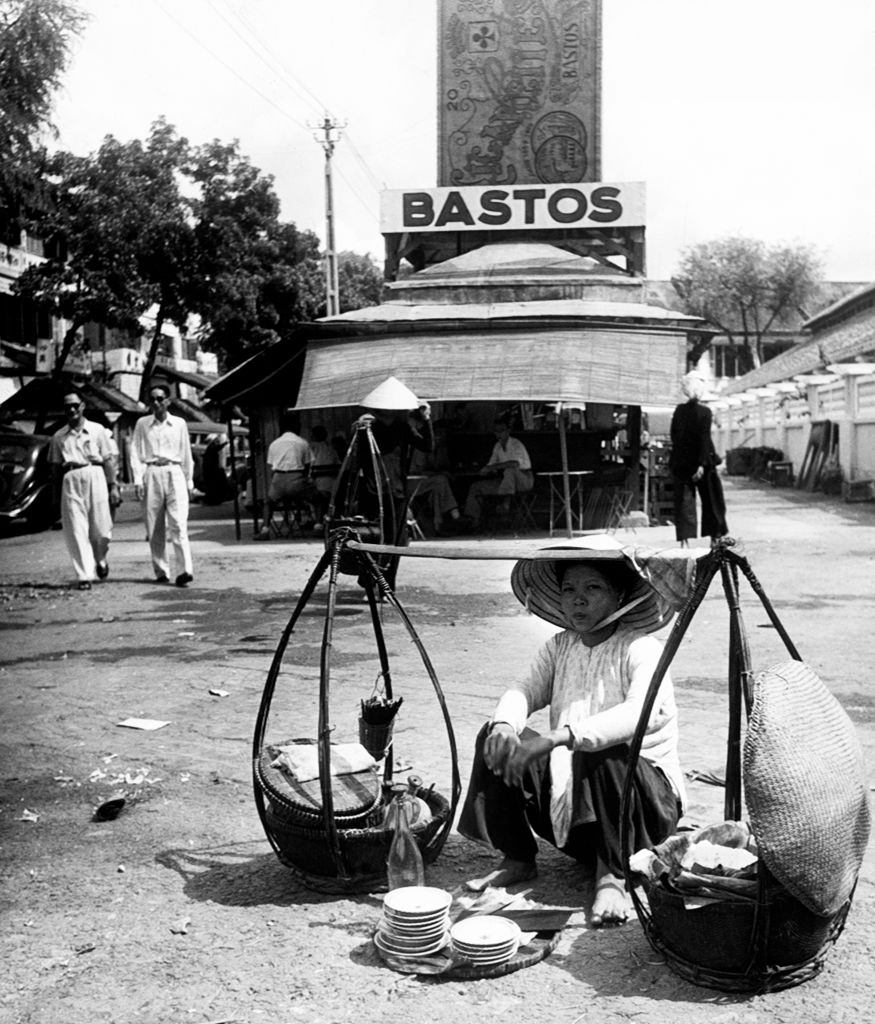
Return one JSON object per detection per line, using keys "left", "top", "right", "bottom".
{"left": 48, "top": 389, "right": 119, "bottom": 590}
{"left": 130, "top": 383, "right": 195, "bottom": 586}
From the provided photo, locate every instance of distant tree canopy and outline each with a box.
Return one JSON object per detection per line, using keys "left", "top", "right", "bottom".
{"left": 2, "top": 6, "right": 383, "bottom": 386}
{"left": 672, "top": 237, "right": 823, "bottom": 372}
{"left": 0, "top": 0, "right": 87, "bottom": 240}
{"left": 337, "top": 251, "right": 383, "bottom": 312}
{"left": 16, "top": 118, "right": 382, "bottom": 389}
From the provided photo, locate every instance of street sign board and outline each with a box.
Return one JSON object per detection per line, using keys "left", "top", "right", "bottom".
{"left": 380, "top": 181, "right": 645, "bottom": 233}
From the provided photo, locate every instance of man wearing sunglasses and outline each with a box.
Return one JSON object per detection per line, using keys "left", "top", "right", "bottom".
{"left": 48, "top": 389, "right": 119, "bottom": 590}
{"left": 129, "top": 382, "right": 195, "bottom": 586}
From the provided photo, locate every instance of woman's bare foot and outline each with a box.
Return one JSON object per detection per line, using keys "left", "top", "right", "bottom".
{"left": 465, "top": 857, "right": 537, "bottom": 893}
{"left": 590, "top": 868, "right": 631, "bottom": 928}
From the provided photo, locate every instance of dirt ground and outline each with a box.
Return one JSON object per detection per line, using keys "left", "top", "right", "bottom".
{"left": 1, "top": 477, "right": 873, "bottom": 1024}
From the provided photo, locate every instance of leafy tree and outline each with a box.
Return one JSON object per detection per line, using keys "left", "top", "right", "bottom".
{"left": 19, "top": 118, "right": 379, "bottom": 384}
{"left": 337, "top": 250, "right": 383, "bottom": 312}
{"left": 184, "top": 140, "right": 324, "bottom": 371}
{"left": 672, "top": 237, "right": 823, "bottom": 371}
{"left": 132, "top": 120, "right": 196, "bottom": 401}
{"left": 16, "top": 126, "right": 186, "bottom": 382}
{"left": 0, "top": 0, "right": 86, "bottom": 239}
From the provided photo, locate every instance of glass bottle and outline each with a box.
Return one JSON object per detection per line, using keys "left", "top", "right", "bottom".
{"left": 385, "top": 784, "right": 425, "bottom": 890}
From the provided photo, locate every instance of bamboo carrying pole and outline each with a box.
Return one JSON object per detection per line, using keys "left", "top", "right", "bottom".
{"left": 557, "top": 402, "right": 574, "bottom": 538}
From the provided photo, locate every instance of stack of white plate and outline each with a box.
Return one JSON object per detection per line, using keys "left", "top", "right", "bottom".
{"left": 374, "top": 886, "right": 452, "bottom": 959}
{"left": 449, "top": 915, "right": 522, "bottom": 966}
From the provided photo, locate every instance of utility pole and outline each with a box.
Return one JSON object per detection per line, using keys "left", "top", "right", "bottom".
{"left": 313, "top": 114, "right": 344, "bottom": 317}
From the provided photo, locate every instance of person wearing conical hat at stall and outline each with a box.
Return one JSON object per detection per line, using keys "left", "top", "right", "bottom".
{"left": 458, "top": 535, "right": 691, "bottom": 927}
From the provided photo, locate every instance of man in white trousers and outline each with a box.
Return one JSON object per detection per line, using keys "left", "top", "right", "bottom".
{"left": 49, "top": 390, "right": 119, "bottom": 590}
{"left": 130, "top": 383, "right": 195, "bottom": 587}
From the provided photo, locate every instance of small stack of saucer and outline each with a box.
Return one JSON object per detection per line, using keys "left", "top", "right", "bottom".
{"left": 374, "top": 886, "right": 452, "bottom": 959}
{"left": 450, "top": 915, "right": 522, "bottom": 967}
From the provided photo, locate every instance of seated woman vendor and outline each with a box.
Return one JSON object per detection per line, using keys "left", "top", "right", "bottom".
{"left": 458, "top": 541, "right": 686, "bottom": 927}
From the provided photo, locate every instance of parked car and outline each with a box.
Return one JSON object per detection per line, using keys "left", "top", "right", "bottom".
{"left": 0, "top": 430, "right": 59, "bottom": 531}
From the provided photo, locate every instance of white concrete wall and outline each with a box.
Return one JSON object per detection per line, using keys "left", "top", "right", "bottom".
{"left": 712, "top": 368, "right": 875, "bottom": 487}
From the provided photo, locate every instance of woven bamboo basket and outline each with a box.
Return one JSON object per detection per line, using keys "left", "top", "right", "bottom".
{"left": 621, "top": 544, "right": 869, "bottom": 993}
{"left": 263, "top": 784, "right": 452, "bottom": 893}
{"left": 640, "top": 868, "right": 850, "bottom": 989}
{"left": 252, "top": 528, "right": 461, "bottom": 894}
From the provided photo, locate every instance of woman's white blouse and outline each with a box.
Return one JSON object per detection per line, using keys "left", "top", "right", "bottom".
{"left": 491, "top": 626, "right": 686, "bottom": 846}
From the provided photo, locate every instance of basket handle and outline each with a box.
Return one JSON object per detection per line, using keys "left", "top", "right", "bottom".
{"left": 359, "top": 548, "right": 462, "bottom": 859}
{"left": 724, "top": 549, "right": 801, "bottom": 661}
{"left": 314, "top": 541, "right": 350, "bottom": 878}
{"left": 251, "top": 544, "right": 334, "bottom": 864}
{"left": 720, "top": 559, "right": 748, "bottom": 821}
{"left": 621, "top": 548, "right": 722, "bottom": 922}
{"left": 621, "top": 544, "right": 804, "bottom": 923}
{"left": 253, "top": 529, "right": 461, "bottom": 880}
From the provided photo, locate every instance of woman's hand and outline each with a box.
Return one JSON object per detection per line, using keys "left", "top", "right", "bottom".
{"left": 484, "top": 723, "right": 519, "bottom": 774}
{"left": 500, "top": 734, "right": 554, "bottom": 788}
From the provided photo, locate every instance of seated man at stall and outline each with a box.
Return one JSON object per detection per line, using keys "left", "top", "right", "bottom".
{"left": 462, "top": 418, "right": 533, "bottom": 527}
{"left": 408, "top": 420, "right": 463, "bottom": 535}
{"left": 255, "top": 412, "right": 318, "bottom": 539}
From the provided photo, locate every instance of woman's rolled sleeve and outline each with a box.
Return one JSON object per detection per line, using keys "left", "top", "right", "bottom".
{"left": 490, "top": 690, "right": 529, "bottom": 734}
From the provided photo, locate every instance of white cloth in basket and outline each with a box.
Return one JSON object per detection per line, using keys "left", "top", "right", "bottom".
{"left": 270, "top": 741, "right": 376, "bottom": 782}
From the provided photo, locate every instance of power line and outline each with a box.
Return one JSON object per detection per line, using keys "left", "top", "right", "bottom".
{"left": 152, "top": 0, "right": 382, "bottom": 238}
{"left": 219, "top": 0, "right": 327, "bottom": 115}
{"left": 150, "top": 0, "right": 310, "bottom": 134}
{"left": 334, "top": 164, "right": 381, "bottom": 226}
{"left": 210, "top": 0, "right": 325, "bottom": 120}
{"left": 343, "top": 130, "right": 386, "bottom": 192}
{"left": 212, "top": 0, "right": 389, "bottom": 195}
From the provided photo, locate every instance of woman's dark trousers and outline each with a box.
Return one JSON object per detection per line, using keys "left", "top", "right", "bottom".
{"left": 457, "top": 724, "right": 680, "bottom": 878}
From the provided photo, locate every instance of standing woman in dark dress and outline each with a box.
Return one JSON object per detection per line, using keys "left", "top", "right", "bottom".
{"left": 668, "top": 371, "right": 729, "bottom": 547}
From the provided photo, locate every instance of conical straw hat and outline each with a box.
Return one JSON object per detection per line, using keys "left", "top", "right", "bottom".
{"left": 510, "top": 535, "right": 679, "bottom": 634}
{"left": 360, "top": 376, "right": 420, "bottom": 411}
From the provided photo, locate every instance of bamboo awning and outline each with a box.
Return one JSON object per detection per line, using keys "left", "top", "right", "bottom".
{"left": 293, "top": 327, "right": 687, "bottom": 410}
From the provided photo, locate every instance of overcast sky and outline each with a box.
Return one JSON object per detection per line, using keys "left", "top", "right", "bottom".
{"left": 51, "top": 0, "right": 875, "bottom": 283}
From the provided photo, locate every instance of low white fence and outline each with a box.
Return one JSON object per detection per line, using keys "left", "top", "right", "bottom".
{"left": 712, "top": 368, "right": 875, "bottom": 485}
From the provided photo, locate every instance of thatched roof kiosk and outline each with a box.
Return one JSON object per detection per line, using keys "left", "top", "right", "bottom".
{"left": 207, "top": 241, "right": 707, "bottom": 536}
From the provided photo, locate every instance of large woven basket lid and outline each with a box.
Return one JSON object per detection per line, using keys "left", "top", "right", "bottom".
{"left": 257, "top": 741, "right": 381, "bottom": 818}
{"left": 743, "top": 660, "right": 871, "bottom": 916}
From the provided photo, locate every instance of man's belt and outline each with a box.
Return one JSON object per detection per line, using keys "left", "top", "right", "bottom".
{"left": 62, "top": 461, "right": 99, "bottom": 472}
{"left": 146, "top": 459, "right": 180, "bottom": 467}
{"left": 272, "top": 469, "right": 305, "bottom": 474}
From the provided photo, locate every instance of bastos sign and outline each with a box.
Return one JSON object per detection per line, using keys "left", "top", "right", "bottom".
{"left": 380, "top": 181, "right": 645, "bottom": 234}
{"left": 437, "top": 0, "right": 603, "bottom": 187}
